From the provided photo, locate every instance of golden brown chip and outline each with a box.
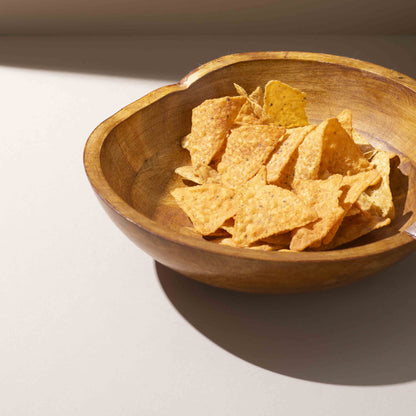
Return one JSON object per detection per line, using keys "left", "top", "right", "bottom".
{"left": 218, "top": 237, "right": 277, "bottom": 251}
{"left": 234, "top": 166, "right": 268, "bottom": 207}
{"left": 321, "top": 169, "right": 381, "bottom": 245}
{"left": 318, "top": 214, "right": 391, "bottom": 250}
{"left": 337, "top": 109, "right": 353, "bottom": 136}
{"left": 319, "top": 118, "right": 371, "bottom": 177}
{"left": 345, "top": 204, "right": 361, "bottom": 217}
{"left": 290, "top": 175, "right": 345, "bottom": 251}
{"left": 352, "top": 130, "right": 376, "bottom": 159}
{"left": 233, "top": 184, "right": 318, "bottom": 246}
{"left": 260, "top": 232, "right": 291, "bottom": 249}
{"left": 181, "top": 134, "right": 192, "bottom": 149}
{"left": 266, "top": 125, "right": 316, "bottom": 184}
{"left": 217, "top": 125, "right": 285, "bottom": 188}
{"left": 171, "top": 183, "right": 237, "bottom": 235}
{"left": 264, "top": 80, "right": 309, "bottom": 128}
{"left": 175, "top": 165, "right": 219, "bottom": 184}
{"left": 234, "top": 84, "right": 264, "bottom": 123}
{"left": 187, "top": 96, "right": 245, "bottom": 167}
{"left": 292, "top": 119, "right": 328, "bottom": 181}
{"left": 219, "top": 218, "right": 235, "bottom": 235}
{"left": 356, "top": 150, "right": 395, "bottom": 219}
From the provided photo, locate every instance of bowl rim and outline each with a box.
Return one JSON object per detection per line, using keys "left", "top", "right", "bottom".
{"left": 83, "top": 51, "right": 416, "bottom": 262}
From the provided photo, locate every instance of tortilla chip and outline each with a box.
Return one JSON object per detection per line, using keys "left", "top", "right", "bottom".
{"left": 356, "top": 150, "right": 395, "bottom": 219}
{"left": 181, "top": 134, "right": 192, "bottom": 149}
{"left": 217, "top": 125, "right": 285, "bottom": 188}
{"left": 290, "top": 175, "right": 345, "bottom": 251}
{"left": 292, "top": 119, "right": 329, "bottom": 181}
{"left": 345, "top": 204, "right": 361, "bottom": 217}
{"left": 260, "top": 232, "right": 291, "bottom": 249}
{"left": 187, "top": 96, "right": 245, "bottom": 167}
{"left": 233, "top": 184, "right": 318, "bottom": 246}
{"left": 219, "top": 218, "right": 235, "bottom": 235}
{"left": 337, "top": 109, "right": 353, "bottom": 136}
{"left": 321, "top": 169, "right": 381, "bottom": 245}
{"left": 319, "top": 118, "right": 371, "bottom": 177}
{"left": 234, "top": 84, "right": 264, "bottom": 123}
{"left": 218, "top": 237, "right": 277, "bottom": 251}
{"left": 266, "top": 125, "right": 316, "bottom": 184}
{"left": 175, "top": 165, "right": 219, "bottom": 184}
{"left": 318, "top": 214, "right": 391, "bottom": 250}
{"left": 264, "top": 80, "right": 309, "bottom": 128}
{"left": 171, "top": 183, "right": 237, "bottom": 235}
{"left": 352, "top": 130, "right": 376, "bottom": 159}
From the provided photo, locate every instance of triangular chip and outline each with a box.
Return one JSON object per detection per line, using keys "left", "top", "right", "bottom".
{"left": 264, "top": 80, "right": 309, "bottom": 128}
{"left": 260, "top": 232, "right": 291, "bottom": 249}
{"left": 321, "top": 169, "right": 381, "bottom": 245}
{"left": 217, "top": 125, "right": 285, "bottom": 188}
{"left": 187, "top": 96, "right": 245, "bottom": 167}
{"left": 171, "top": 183, "right": 237, "bottom": 235}
{"left": 266, "top": 125, "right": 316, "bottom": 184}
{"left": 234, "top": 84, "right": 264, "bottom": 123}
{"left": 318, "top": 214, "right": 391, "bottom": 250}
{"left": 356, "top": 150, "right": 395, "bottom": 219}
{"left": 175, "top": 165, "right": 219, "bottom": 184}
{"left": 290, "top": 175, "right": 345, "bottom": 251}
{"left": 352, "top": 130, "right": 376, "bottom": 160}
{"left": 319, "top": 118, "right": 372, "bottom": 177}
{"left": 292, "top": 118, "right": 329, "bottom": 181}
{"left": 337, "top": 109, "right": 353, "bottom": 136}
{"left": 233, "top": 184, "right": 318, "bottom": 246}
{"left": 218, "top": 237, "right": 277, "bottom": 251}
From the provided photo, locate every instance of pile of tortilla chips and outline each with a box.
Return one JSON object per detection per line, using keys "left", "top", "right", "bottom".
{"left": 171, "top": 80, "right": 396, "bottom": 251}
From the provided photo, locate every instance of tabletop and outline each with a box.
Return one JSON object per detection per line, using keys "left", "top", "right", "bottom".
{"left": 1, "top": 35, "right": 416, "bottom": 416}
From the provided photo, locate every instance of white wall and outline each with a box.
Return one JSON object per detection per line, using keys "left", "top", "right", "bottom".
{"left": 0, "top": 0, "right": 415, "bottom": 35}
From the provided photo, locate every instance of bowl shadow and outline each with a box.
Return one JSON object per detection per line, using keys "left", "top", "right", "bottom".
{"left": 156, "top": 252, "right": 416, "bottom": 386}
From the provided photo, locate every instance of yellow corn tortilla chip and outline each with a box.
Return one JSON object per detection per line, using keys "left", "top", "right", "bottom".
{"left": 318, "top": 214, "right": 391, "bottom": 250}
{"left": 181, "top": 134, "right": 191, "bottom": 149}
{"left": 218, "top": 237, "right": 277, "bottom": 251}
{"left": 337, "top": 109, "right": 353, "bottom": 136}
{"left": 290, "top": 175, "right": 345, "bottom": 251}
{"left": 321, "top": 169, "right": 381, "bottom": 245}
{"left": 336, "top": 109, "right": 376, "bottom": 158}
{"left": 356, "top": 150, "right": 395, "bottom": 219}
{"left": 171, "top": 183, "right": 238, "bottom": 235}
{"left": 266, "top": 125, "right": 316, "bottom": 184}
{"left": 319, "top": 118, "right": 372, "bottom": 177}
{"left": 234, "top": 166, "right": 268, "bottom": 207}
{"left": 219, "top": 218, "right": 235, "bottom": 235}
{"left": 187, "top": 96, "right": 245, "bottom": 167}
{"left": 345, "top": 204, "right": 361, "bottom": 217}
{"left": 264, "top": 80, "right": 309, "bottom": 128}
{"left": 234, "top": 84, "right": 264, "bottom": 123}
{"left": 233, "top": 184, "right": 318, "bottom": 246}
{"left": 292, "top": 118, "right": 329, "bottom": 181}
{"left": 352, "top": 130, "right": 376, "bottom": 160}
{"left": 175, "top": 165, "right": 220, "bottom": 184}
{"left": 217, "top": 125, "right": 285, "bottom": 188}
{"left": 260, "top": 232, "right": 291, "bottom": 249}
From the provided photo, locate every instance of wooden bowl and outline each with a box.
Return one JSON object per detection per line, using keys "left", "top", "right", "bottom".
{"left": 84, "top": 52, "right": 416, "bottom": 293}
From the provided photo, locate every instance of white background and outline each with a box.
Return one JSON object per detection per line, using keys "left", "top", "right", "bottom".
{"left": 1, "top": 35, "right": 416, "bottom": 415}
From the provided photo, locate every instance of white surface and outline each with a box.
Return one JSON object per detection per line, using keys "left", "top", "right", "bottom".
{"left": 1, "top": 36, "right": 416, "bottom": 415}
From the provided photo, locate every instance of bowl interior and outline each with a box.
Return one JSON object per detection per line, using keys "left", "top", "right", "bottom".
{"left": 99, "top": 56, "right": 416, "bottom": 250}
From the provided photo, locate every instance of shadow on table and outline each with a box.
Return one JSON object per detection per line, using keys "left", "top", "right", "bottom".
{"left": 0, "top": 35, "right": 415, "bottom": 81}
{"left": 156, "top": 252, "right": 416, "bottom": 386}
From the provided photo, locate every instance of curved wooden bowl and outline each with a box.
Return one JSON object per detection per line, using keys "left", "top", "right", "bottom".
{"left": 84, "top": 52, "right": 416, "bottom": 293}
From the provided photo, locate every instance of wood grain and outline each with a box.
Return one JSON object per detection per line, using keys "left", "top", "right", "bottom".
{"left": 84, "top": 52, "right": 416, "bottom": 293}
